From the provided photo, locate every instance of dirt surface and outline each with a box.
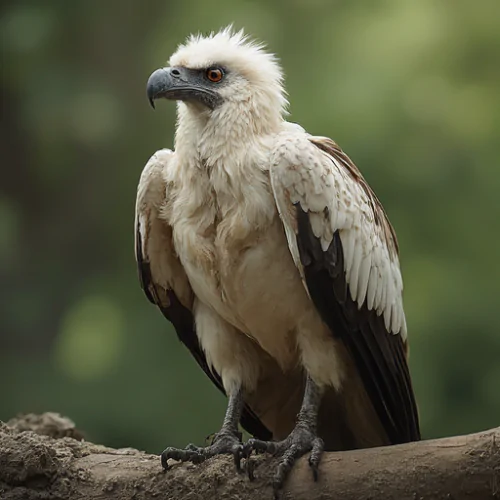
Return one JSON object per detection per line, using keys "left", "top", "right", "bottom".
{"left": 6, "top": 413, "right": 85, "bottom": 441}
{"left": 1, "top": 413, "right": 499, "bottom": 500}
{"left": 0, "top": 413, "right": 274, "bottom": 500}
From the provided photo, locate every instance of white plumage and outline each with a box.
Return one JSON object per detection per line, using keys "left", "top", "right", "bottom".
{"left": 269, "top": 131, "right": 406, "bottom": 337}
{"left": 136, "top": 27, "right": 420, "bottom": 484}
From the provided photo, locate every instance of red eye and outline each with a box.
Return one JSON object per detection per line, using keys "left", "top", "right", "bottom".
{"left": 206, "top": 68, "right": 223, "bottom": 82}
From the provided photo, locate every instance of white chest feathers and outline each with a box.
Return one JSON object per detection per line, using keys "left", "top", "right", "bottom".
{"left": 165, "top": 154, "right": 281, "bottom": 321}
{"left": 162, "top": 150, "right": 327, "bottom": 373}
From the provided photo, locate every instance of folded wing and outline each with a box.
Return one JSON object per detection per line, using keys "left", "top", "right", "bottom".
{"left": 270, "top": 133, "right": 420, "bottom": 444}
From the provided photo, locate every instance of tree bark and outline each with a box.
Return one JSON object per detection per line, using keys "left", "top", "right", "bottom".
{"left": 0, "top": 413, "right": 499, "bottom": 500}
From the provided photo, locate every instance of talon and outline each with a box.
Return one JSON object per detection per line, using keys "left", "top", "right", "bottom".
{"left": 161, "top": 452, "right": 169, "bottom": 470}
{"left": 242, "top": 441, "right": 252, "bottom": 459}
{"left": 245, "top": 457, "right": 256, "bottom": 481}
{"left": 233, "top": 445, "right": 243, "bottom": 471}
{"left": 161, "top": 446, "right": 179, "bottom": 469}
{"left": 272, "top": 444, "right": 298, "bottom": 492}
{"left": 309, "top": 457, "right": 319, "bottom": 482}
{"left": 309, "top": 456, "right": 319, "bottom": 482}
{"left": 308, "top": 437, "right": 324, "bottom": 482}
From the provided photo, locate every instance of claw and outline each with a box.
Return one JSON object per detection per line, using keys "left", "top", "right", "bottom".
{"left": 272, "top": 444, "right": 299, "bottom": 493}
{"left": 308, "top": 437, "right": 324, "bottom": 482}
{"left": 233, "top": 444, "right": 244, "bottom": 471}
{"left": 161, "top": 452, "right": 169, "bottom": 470}
{"left": 244, "top": 426, "right": 324, "bottom": 496}
{"left": 245, "top": 457, "right": 256, "bottom": 481}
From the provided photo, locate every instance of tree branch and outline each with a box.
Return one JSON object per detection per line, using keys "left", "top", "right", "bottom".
{"left": 1, "top": 413, "right": 499, "bottom": 499}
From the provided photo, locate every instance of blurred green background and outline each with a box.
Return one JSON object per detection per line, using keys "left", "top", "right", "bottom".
{"left": 1, "top": 0, "right": 499, "bottom": 453}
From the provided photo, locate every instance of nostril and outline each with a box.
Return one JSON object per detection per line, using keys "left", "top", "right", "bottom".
{"left": 170, "top": 68, "right": 181, "bottom": 77}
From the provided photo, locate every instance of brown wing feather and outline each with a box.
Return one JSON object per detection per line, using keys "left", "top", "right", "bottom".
{"left": 294, "top": 138, "right": 420, "bottom": 444}
{"left": 311, "top": 137, "right": 399, "bottom": 257}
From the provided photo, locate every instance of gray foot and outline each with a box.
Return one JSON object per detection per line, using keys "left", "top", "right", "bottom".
{"left": 245, "top": 424, "right": 324, "bottom": 497}
{"left": 161, "top": 430, "right": 245, "bottom": 470}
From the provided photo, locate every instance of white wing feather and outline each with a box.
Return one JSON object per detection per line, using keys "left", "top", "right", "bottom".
{"left": 135, "top": 149, "right": 193, "bottom": 310}
{"left": 269, "top": 131, "right": 407, "bottom": 338}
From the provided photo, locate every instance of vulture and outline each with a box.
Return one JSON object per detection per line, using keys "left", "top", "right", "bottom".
{"left": 136, "top": 26, "right": 420, "bottom": 493}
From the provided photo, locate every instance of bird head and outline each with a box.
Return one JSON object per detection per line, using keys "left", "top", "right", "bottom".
{"left": 147, "top": 27, "right": 288, "bottom": 133}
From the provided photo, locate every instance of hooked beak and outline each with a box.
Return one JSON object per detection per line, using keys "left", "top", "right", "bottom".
{"left": 146, "top": 67, "right": 222, "bottom": 110}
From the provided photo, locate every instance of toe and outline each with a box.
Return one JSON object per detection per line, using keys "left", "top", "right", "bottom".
{"left": 160, "top": 451, "right": 169, "bottom": 470}
{"left": 308, "top": 437, "right": 324, "bottom": 482}
{"left": 245, "top": 457, "right": 257, "bottom": 481}
{"left": 160, "top": 446, "right": 181, "bottom": 469}
{"left": 246, "top": 438, "right": 280, "bottom": 455}
{"left": 273, "top": 444, "right": 300, "bottom": 493}
{"left": 161, "top": 446, "right": 204, "bottom": 467}
{"left": 232, "top": 443, "right": 245, "bottom": 471}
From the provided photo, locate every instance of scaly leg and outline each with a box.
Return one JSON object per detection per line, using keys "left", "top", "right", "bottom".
{"left": 161, "top": 388, "right": 246, "bottom": 470}
{"left": 245, "top": 375, "right": 324, "bottom": 496}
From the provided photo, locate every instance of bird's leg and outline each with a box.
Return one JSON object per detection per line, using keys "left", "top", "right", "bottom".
{"left": 161, "top": 387, "right": 246, "bottom": 470}
{"left": 245, "top": 375, "right": 324, "bottom": 496}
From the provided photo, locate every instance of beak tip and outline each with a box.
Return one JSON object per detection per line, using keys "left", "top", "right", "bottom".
{"left": 147, "top": 67, "right": 170, "bottom": 110}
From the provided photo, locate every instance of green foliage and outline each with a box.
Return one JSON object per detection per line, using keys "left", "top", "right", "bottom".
{"left": 1, "top": 0, "right": 499, "bottom": 452}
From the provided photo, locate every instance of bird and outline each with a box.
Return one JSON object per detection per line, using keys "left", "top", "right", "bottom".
{"left": 136, "top": 26, "right": 420, "bottom": 494}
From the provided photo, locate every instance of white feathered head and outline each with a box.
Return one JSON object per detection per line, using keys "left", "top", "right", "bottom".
{"left": 147, "top": 27, "right": 288, "bottom": 131}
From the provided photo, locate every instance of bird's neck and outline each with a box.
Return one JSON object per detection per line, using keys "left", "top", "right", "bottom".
{"left": 174, "top": 102, "right": 282, "bottom": 168}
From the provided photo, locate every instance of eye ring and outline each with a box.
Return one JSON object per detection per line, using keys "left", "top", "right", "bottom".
{"left": 206, "top": 67, "right": 224, "bottom": 83}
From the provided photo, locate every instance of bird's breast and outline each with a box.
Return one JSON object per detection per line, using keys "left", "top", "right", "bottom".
{"left": 171, "top": 183, "right": 279, "bottom": 313}
{"left": 170, "top": 173, "right": 311, "bottom": 368}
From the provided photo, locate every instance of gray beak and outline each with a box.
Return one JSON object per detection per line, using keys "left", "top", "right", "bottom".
{"left": 146, "top": 68, "right": 173, "bottom": 109}
{"left": 146, "top": 67, "right": 222, "bottom": 110}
